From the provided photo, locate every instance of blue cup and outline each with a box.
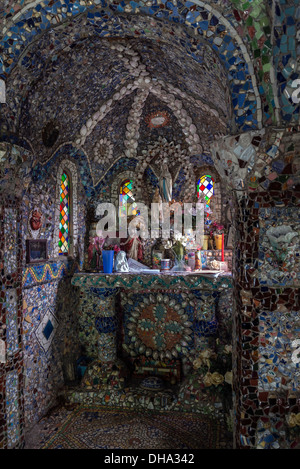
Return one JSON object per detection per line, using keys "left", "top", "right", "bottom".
{"left": 102, "top": 250, "right": 114, "bottom": 273}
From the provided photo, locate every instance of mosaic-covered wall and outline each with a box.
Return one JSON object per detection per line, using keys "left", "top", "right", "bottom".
{"left": 232, "top": 134, "right": 300, "bottom": 449}
{"left": 0, "top": 0, "right": 300, "bottom": 451}
{"left": 22, "top": 263, "right": 81, "bottom": 427}
{"left": 0, "top": 139, "right": 88, "bottom": 445}
{"left": 0, "top": 196, "right": 24, "bottom": 449}
{"left": 19, "top": 155, "right": 87, "bottom": 430}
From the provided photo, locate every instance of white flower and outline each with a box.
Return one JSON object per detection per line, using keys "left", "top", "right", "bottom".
{"left": 0, "top": 150, "right": 6, "bottom": 164}
{"left": 225, "top": 371, "right": 232, "bottom": 385}
{"left": 224, "top": 345, "right": 232, "bottom": 354}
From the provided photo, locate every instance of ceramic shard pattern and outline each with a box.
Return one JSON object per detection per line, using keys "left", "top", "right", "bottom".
{"left": 258, "top": 207, "right": 300, "bottom": 287}
{"left": 6, "top": 370, "right": 20, "bottom": 449}
{"left": 259, "top": 310, "right": 300, "bottom": 392}
{"left": 34, "top": 307, "right": 59, "bottom": 355}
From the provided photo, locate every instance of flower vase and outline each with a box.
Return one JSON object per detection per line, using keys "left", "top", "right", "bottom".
{"left": 102, "top": 250, "right": 114, "bottom": 274}
{"left": 203, "top": 235, "right": 209, "bottom": 250}
{"left": 171, "top": 256, "right": 186, "bottom": 272}
{"left": 195, "top": 250, "right": 202, "bottom": 270}
{"left": 214, "top": 234, "right": 223, "bottom": 250}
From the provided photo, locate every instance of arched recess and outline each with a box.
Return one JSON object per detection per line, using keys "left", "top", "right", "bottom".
{"left": 54, "top": 159, "right": 78, "bottom": 258}
{"left": 110, "top": 170, "right": 137, "bottom": 209}
{"left": 135, "top": 141, "right": 197, "bottom": 203}
{"left": 194, "top": 165, "right": 223, "bottom": 223}
{"left": 109, "top": 170, "right": 151, "bottom": 229}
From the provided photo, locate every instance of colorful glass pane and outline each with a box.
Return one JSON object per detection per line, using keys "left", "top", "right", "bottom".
{"left": 120, "top": 179, "right": 138, "bottom": 216}
{"left": 59, "top": 172, "right": 69, "bottom": 254}
{"left": 197, "top": 175, "right": 215, "bottom": 207}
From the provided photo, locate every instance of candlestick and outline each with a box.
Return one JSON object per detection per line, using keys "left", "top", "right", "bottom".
{"left": 221, "top": 233, "right": 224, "bottom": 262}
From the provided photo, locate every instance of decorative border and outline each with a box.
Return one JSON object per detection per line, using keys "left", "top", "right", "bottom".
{"left": 22, "top": 259, "right": 78, "bottom": 288}
{"left": 71, "top": 272, "right": 233, "bottom": 291}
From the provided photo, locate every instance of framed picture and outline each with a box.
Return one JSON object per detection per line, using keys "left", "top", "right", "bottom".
{"left": 26, "top": 239, "right": 48, "bottom": 264}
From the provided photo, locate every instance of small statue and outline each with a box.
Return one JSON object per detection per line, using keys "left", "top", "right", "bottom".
{"left": 158, "top": 159, "right": 172, "bottom": 203}
{"left": 115, "top": 250, "right": 129, "bottom": 272}
{"left": 120, "top": 215, "right": 145, "bottom": 262}
{"left": 152, "top": 187, "right": 163, "bottom": 222}
{"left": 87, "top": 236, "right": 105, "bottom": 270}
{"left": 152, "top": 187, "right": 162, "bottom": 204}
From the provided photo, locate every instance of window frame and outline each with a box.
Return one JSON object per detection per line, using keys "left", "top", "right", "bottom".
{"left": 119, "top": 178, "right": 139, "bottom": 216}
{"left": 54, "top": 159, "right": 78, "bottom": 259}
{"left": 197, "top": 174, "right": 215, "bottom": 206}
{"left": 58, "top": 169, "right": 71, "bottom": 256}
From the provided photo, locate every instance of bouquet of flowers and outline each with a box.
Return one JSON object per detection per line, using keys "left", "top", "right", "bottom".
{"left": 102, "top": 242, "right": 120, "bottom": 252}
{"left": 171, "top": 234, "right": 190, "bottom": 271}
{"left": 210, "top": 222, "right": 224, "bottom": 236}
{"left": 192, "top": 342, "right": 233, "bottom": 413}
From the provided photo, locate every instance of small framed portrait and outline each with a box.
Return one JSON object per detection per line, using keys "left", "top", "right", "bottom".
{"left": 26, "top": 239, "right": 48, "bottom": 264}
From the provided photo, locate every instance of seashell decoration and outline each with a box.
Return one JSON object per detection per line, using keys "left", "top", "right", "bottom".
{"left": 93, "top": 137, "right": 113, "bottom": 165}
{"left": 73, "top": 40, "right": 211, "bottom": 184}
{"left": 123, "top": 292, "right": 193, "bottom": 362}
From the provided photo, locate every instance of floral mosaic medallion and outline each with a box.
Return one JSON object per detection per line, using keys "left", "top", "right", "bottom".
{"left": 93, "top": 137, "right": 113, "bottom": 165}
{"left": 123, "top": 293, "right": 194, "bottom": 360}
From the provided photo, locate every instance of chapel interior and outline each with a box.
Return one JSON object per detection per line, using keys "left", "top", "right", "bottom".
{"left": 0, "top": 0, "right": 299, "bottom": 451}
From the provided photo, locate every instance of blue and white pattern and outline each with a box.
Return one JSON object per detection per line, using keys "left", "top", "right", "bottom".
{"left": 34, "top": 307, "right": 59, "bottom": 354}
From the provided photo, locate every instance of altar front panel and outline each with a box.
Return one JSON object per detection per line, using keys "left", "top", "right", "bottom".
{"left": 121, "top": 289, "right": 219, "bottom": 380}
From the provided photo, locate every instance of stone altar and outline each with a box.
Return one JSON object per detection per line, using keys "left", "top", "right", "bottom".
{"left": 67, "top": 272, "right": 233, "bottom": 410}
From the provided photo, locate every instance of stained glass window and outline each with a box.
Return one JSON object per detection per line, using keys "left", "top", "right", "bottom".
{"left": 197, "top": 175, "right": 215, "bottom": 206}
{"left": 59, "top": 171, "right": 70, "bottom": 254}
{"left": 119, "top": 179, "right": 139, "bottom": 216}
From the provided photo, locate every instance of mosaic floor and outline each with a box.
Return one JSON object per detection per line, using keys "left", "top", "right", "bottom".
{"left": 24, "top": 404, "right": 233, "bottom": 450}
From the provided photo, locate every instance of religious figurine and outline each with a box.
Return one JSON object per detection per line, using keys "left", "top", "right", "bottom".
{"left": 159, "top": 159, "right": 172, "bottom": 203}
{"left": 152, "top": 187, "right": 162, "bottom": 205}
{"left": 120, "top": 234, "right": 144, "bottom": 261}
{"left": 87, "top": 236, "right": 105, "bottom": 270}
{"left": 115, "top": 250, "right": 129, "bottom": 272}
{"left": 87, "top": 237, "right": 96, "bottom": 270}
{"left": 120, "top": 215, "right": 145, "bottom": 262}
{"left": 152, "top": 187, "right": 163, "bottom": 223}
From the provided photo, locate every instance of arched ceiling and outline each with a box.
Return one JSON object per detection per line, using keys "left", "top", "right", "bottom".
{"left": 1, "top": 0, "right": 299, "bottom": 197}
{"left": 0, "top": 0, "right": 279, "bottom": 129}
{"left": 3, "top": 13, "right": 231, "bottom": 171}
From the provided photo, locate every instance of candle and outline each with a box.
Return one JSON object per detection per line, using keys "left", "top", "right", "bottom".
{"left": 221, "top": 233, "right": 224, "bottom": 262}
